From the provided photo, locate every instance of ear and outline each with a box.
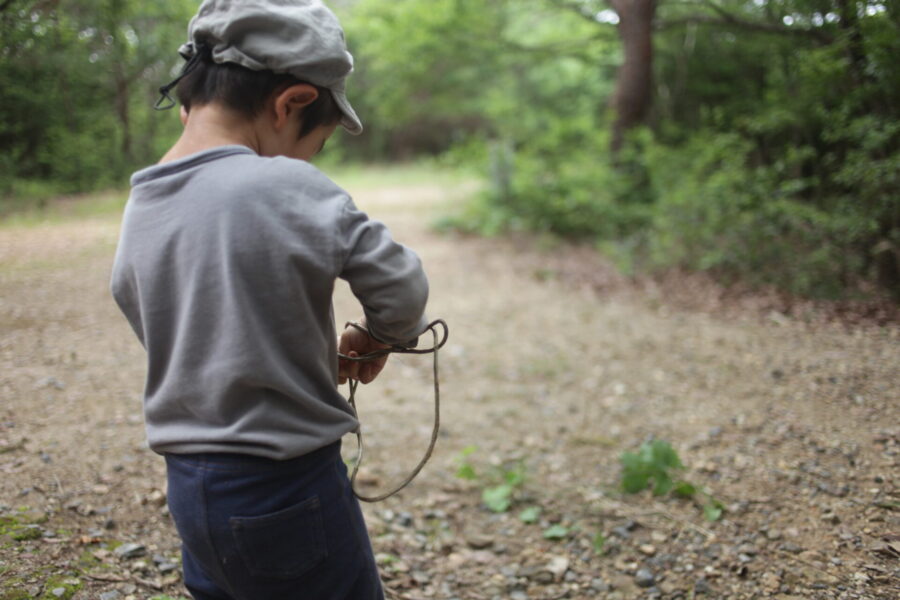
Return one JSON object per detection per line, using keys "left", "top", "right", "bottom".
{"left": 180, "top": 106, "right": 189, "bottom": 126}
{"left": 272, "top": 84, "right": 319, "bottom": 130}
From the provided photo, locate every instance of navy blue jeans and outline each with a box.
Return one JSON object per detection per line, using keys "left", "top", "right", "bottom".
{"left": 164, "top": 442, "right": 384, "bottom": 600}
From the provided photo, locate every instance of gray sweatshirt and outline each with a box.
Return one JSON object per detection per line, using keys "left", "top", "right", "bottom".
{"left": 110, "top": 146, "right": 429, "bottom": 459}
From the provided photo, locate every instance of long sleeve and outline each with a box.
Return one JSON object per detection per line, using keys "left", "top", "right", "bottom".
{"left": 338, "top": 199, "right": 429, "bottom": 346}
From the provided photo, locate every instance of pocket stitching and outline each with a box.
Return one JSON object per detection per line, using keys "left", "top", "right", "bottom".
{"left": 230, "top": 495, "right": 328, "bottom": 579}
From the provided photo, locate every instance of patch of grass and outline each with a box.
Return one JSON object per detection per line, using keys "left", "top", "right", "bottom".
{"left": 38, "top": 577, "right": 81, "bottom": 600}
{"left": 0, "top": 510, "right": 46, "bottom": 542}
{"left": 0, "top": 189, "right": 127, "bottom": 227}
{"left": 0, "top": 588, "right": 31, "bottom": 600}
{"left": 77, "top": 550, "right": 100, "bottom": 568}
{"left": 323, "top": 161, "right": 473, "bottom": 191}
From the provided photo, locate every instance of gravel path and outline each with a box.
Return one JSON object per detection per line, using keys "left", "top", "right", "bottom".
{"left": 1, "top": 173, "right": 898, "bottom": 600}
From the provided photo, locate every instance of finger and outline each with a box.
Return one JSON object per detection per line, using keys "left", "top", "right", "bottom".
{"left": 348, "top": 350, "right": 360, "bottom": 380}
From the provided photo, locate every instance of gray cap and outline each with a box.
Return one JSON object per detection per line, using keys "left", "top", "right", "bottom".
{"left": 179, "top": 0, "right": 363, "bottom": 135}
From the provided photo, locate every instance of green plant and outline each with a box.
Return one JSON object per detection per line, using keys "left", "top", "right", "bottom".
{"left": 454, "top": 445, "right": 478, "bottom": 480}
{"left": 620, "top": 439, "right": 724, "bottom": 521}
{"left": 481, "top": 463, "right": 526, "bottom": 513}
{"left": 592, "top": 532, "right": 607, "bottom": 555}
{"left": 620, "top": 439, "right": 684, "bottom": 496}
{"left": 542, "top": 524, "right": 569, "bottom": 540}
{"left": 518, "top": 506, "right": 541, "bottom": 524}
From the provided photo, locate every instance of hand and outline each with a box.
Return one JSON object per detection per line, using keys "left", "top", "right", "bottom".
{"left": 338, "top": 319, "right": 391, "bottom": 385}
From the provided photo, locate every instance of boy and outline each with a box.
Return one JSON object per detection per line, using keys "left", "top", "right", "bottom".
{"left": 109, "top": 2, "right": 429, "bottom": 599}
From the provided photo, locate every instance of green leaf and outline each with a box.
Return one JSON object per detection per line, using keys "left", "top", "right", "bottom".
{"left": 592, "top": 532, "right": 606, "bottom": 555}
{"left": 504, "top": 464, "right": 526, "bottom": 487}
{"left": 482, "top": 484, "right": 513, "bottom": 513}
{"left": 542, "top": 524, "right": 569, "bottom": 540}
{"left": 651, "top": 472, "right": 674, "bottom": 496}
{"left": 621, "top": 469, "right": 650, "bottom": 494}
{"left": 650, "top": 440, "right": 684, "bottom": 470}
{"left": 621, "top": 471, "right": 650, "bottom": 494}
{"left": 519, "top": 506, "right": 541, "bottom": 524}
{"left": 455, "top": 464, "right": 477, "bottom": 480}
{"left": 672, "top": 480, "right": 697, "bottom": 498}
{"left": 703, "top": 499, "right": 724, "bottom": 522}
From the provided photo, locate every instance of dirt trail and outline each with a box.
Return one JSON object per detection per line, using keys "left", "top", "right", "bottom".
{"left": 1, "top": 175, "right": 898, "bottom": 600}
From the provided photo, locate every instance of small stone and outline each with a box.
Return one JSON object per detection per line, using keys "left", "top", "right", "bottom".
{"left": 766, "top": 529, "right": 782, "bottom": 541}
{"left": 100, "top": 592, "right": 122, "bottom": 600}
{"left": 158, "top": 562, "right": 178, "bottom": 574}
{"left": 51, "top": 588, "right": 66, "bottom": 598}
{"left": 113, "top": 543, "right": 146, "bottom": 559}
{"left": 694, "top": 578, "right": 712, "bottom": 595}
{"left": 639, "top": 544, "right": 657, "bottom": 556}
{"left": 145, "top": 489, "right": 166, "bottom": 507}
{"left": 821, "top": 512, "right": 840, "bottom": 525}
{"left": 761, "top": 571, "right": 781, "bottom": 592}
{"left": 530, "top": 568, "right": 552, "bottom": 584}
{"left": 635, "top": 568, "right": 655, "bottom": 588}
{"left": 736, "top": 543, "right": 758, "bottom": 556}
{"left": 465, "top": 533, "right": 494, "bottom": 549}
{"left": 545, "top": 555, "right": 569, "bottom": 579}
{"left": 590, "top": 578, "right": 609, "bottom": 592}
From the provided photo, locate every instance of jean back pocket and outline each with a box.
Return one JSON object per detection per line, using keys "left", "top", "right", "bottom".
{"left": 230, "top": 495, "right": 327, "bottom": 579}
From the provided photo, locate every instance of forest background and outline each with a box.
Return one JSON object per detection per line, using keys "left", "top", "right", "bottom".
{"left": 1, "top": 0, "right": 898, "bottom": 301}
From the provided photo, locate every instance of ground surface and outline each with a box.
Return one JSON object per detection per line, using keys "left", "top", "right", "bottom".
{"left": 0, "top": 170, "right": 898, "bottom": 600}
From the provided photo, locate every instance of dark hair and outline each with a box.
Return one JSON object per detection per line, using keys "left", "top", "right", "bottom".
{"left": 175, "top": 50, "right": 343, "bottom": 138}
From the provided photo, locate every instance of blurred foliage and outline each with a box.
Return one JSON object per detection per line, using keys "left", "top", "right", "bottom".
{"left": 339, "top": 0, "right": 899, "bottom": 299}
{"left": 0, "top": 0, "right": 194, "bottom": 201}
{"left": 1, "top": 0, "right": 898, "bottom": 297}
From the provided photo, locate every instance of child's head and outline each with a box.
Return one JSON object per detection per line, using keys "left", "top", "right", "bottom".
{"left": 160, "top": 0, "right": 362, "bottom": 142}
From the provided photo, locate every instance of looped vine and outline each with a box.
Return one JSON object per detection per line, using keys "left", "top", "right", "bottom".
{"left": 338, "top": 319, "right": 448, "bottom": 502}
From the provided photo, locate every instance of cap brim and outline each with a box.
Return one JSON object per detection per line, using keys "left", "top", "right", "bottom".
{"left": 331, "top": 89, "right": 363, "bottom": 135}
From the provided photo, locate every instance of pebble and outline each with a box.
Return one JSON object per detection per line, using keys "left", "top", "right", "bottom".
{"left": 545, "top": 555, "right": 569, "bottom": 578}
{"left": 590, "top": 577, "right": 610, "bottom": 592}
{"left": 736, "top": 543, "right": 758, "bottom": 556}
{"left": 465, "top": 533, "right": 494, "bottom": 549}
{"left": 694, "top": 578, "right": 712, "bottom": 594}
{"left": 635, "top": 568, "right": 656, "bottom": 588}
{"left": 158, "top": 562, "right": 179, "bottom": 574}
{"left": 51, "top": 588, "right": 66, "bottom": 598}
{"left": 113, "top": 543, "right": 146, "bottom": 559}
{"left": 99, "top": 592, "right": 122, "bottom": 600}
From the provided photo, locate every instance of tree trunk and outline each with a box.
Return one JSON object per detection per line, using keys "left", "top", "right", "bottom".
{"left": 113, "top": 67, "right": 133, "bottom": 164}
{"left": 609, "top": 0, "right": 656, "bottom": 153}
